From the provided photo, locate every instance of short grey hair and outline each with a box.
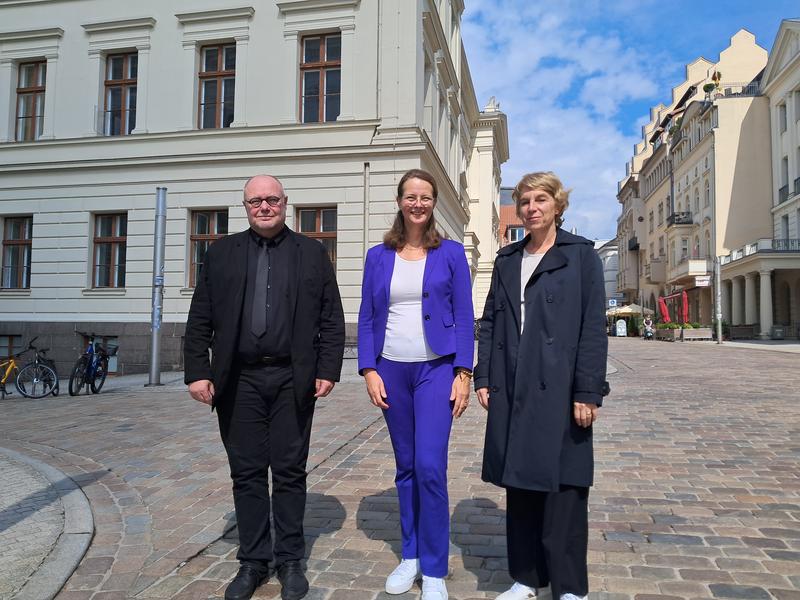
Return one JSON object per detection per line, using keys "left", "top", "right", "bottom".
{"left": 242, "top": 174, "right": 286, "bottom": 199}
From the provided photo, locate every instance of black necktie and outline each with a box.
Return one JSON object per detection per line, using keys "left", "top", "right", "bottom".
{"left": 251, "top": 242, "right": 269, "bottom": 337}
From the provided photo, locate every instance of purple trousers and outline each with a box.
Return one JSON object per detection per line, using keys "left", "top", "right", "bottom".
{"left": 377, "top": 355, "right": 454, "bottom": 578}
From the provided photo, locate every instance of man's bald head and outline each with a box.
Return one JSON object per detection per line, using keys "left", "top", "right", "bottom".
{"left": 242, "top": 174, "right": 288, "bottom": 238}
{"left": 243, "top": 174, "right": 285, "bottom": 199}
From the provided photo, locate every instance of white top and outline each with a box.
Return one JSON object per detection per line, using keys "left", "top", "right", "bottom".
{"left": 520, "top": 249, "right": 545, "bottom": 333}
{"left": 382, "top": 255, "right": 440, "bottom": 362}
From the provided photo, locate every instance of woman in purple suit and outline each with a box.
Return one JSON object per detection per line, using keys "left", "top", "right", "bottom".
{"left": 358, "top": 169, "right": 474, "bottom": 600}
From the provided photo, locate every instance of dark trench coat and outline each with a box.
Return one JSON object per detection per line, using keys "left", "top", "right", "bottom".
{"left": 474, "top": 228, "right": 609, "bottom": 492}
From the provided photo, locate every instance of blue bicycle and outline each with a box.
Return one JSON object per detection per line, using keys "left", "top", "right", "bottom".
{"left": 68, "top": 332, "right": 118, "bottom": 396}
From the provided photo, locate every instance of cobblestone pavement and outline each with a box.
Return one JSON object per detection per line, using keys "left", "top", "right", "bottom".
{"left": 0, "top": 452, "right": 64, "bottom": 599}
{"left": 0, "top": 339, "right": 798, "bottom": 599}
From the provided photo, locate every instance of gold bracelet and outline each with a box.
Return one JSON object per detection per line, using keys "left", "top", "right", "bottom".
{"left": 457, "top": 369, "right": 473, "bottom": 381}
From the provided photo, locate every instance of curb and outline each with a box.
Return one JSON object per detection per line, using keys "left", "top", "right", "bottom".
{"left": 0, "top": 447, "right": 94, "bottom": 600}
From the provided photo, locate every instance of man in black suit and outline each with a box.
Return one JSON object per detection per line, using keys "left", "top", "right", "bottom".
{"left": 184, "top": 175, "right": 345, "bottom": 600}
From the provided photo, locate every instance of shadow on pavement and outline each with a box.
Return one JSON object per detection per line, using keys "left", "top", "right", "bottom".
{"left": 356, "top": 487, "right": 402, "bottom": 557}
{"left": 451, "top": 497, "right": 508, "bottom": 592}
{"left": 0, "top": 470, "right": 107, "bottom": 533}
{"left": 219, "top": 493, "right": 346, "bottom": 562}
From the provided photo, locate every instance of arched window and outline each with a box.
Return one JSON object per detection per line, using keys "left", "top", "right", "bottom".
{"left": 694, "top": 235, "right": 700, "bottom": 258}
{"left": 694, "top": 189, "right": 700, "bottom": 213}
{"left": 705, "top": 231, "right": 711, "bottom": 257}
{"left": 704, "top": 180, "right": 710, "bottom": 207}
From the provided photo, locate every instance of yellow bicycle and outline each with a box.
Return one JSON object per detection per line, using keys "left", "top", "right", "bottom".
{"left": 0, "top": 338, "right": 58, "bottom": 400}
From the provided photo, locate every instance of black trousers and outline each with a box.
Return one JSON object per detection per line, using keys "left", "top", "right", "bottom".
{"left": 506, "top": 485, "right": 589, "bottom": 598}
{"left": 217, "top": 364, "right": 314, "bottom": 571}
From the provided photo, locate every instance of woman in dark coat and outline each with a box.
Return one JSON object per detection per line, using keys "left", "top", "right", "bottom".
{"left": 474, "top": 172, "right": 609, "bottom": 600}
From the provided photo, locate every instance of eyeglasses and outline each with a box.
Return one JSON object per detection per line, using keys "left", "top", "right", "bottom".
{"left": 245, "top": 196, "right": 284, "bottom": 208}
{"left": 401, "top": 195, "right": 435, "bottom": 206}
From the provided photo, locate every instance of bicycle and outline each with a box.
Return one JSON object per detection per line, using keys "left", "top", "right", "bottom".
{"left": 68, "top": 332, "right": 118, "bottom": 396}
{"left": 0, "top": 337, "right": 59, "bottom": 400}
{"left": 36, "top": 345, "right": 60, "bottom": 396}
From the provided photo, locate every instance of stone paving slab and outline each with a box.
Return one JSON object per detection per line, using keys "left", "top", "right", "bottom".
{"left": 0, "top": 339, "right": 798, "bottom": 599}
{"left": 0, "top": 446, "right": 95, "bottom": 600}
{"left": 0, "top": 450, "right": 65, "bottom": 599}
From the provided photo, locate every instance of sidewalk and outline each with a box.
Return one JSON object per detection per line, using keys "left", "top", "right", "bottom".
{"left": 0, "top": 338, "right": 798, "bottom": 599}
{"left": 717, "top": 339, "right": 800, "bottom": 354}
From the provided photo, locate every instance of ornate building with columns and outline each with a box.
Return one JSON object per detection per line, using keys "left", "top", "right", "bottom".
{"left": 617, "top": 30, "right": 782, "bottom": 331}
{"left": 0, "top": 0, "right": 509, "bottom": 373}
{"left": 719, "top": 19, "right": 800, "bottom": 339}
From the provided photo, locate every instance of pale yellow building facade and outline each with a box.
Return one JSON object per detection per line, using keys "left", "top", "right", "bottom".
{"left": 617, "top": 30, "right": 781, "bottom": 331}
{"left": 720, "top": 19, "right": 800, "bottom": 339}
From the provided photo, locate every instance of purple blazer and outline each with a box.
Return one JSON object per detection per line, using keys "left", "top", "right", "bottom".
{"left": 357, "top": 239, "right": 475, "bottom": 374}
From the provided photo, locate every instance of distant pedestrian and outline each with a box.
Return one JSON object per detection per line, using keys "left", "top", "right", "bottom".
{"left": 474, "top": 172, "right": 609, "bottom": 600}
{"left": 184, "top": 175, "right": 345, "bottom": 600}
{"left": 357, "top": 169, "right": 474, "bottom": 600}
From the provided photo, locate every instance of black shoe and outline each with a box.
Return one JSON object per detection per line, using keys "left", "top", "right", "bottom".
{"left": 224, "top": 564, "right": 268, "bottom": 600}
{"left": 276, "top": 560, "right": 309, "bottom": 600}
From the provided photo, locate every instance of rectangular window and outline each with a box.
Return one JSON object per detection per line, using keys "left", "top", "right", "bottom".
{"left": 15, "top": 61, "right": 46, "bottom": 142}
{"left": 92, "top": 213, "right": 127, "bottom": 288}
{"left": 104, "top": 52, "right": 137, "bottom": 135}
{"left": 189, "top": 209, "right": 228, "bottom": 287}
{"left": 0, "top": 335, "right": 23, "bottom": 359}
{"left": 297, "top": 207, "right": 337, "bottom": 267}
{"left": 648, "top": 211, "right": 654, "bottom": 233}
{"left": 507, "top": 226, "right": 524, "bottom": 243}
{"left": 300, "top": 33, "right": 341, "bottom": 123}
{"left": 199, "top": 44, "right": 236, "bottom": 129}
{"left": 657, "top": 203, "right": 663, "bottom": 225}
{"left": 779, "top": 103, "right": 787, "bottom": 133}
{"left": 795, "top": 91, "right": 800, "bottom": 122}
{"left": 1, "top": 216, "right": 32, "bottom": 289}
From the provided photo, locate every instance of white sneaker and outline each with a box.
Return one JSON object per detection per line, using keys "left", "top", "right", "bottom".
{"left": 421, "top": 575, "right": 448, "bottom": 600}
{"left": 385, "top": 558, "right": 420, "bottom": 594}
{"left": 497, "top": 581, "right": 539, "bottom": 599}
{"left": 560, "top": 595, "right": 587, "bottom": 600}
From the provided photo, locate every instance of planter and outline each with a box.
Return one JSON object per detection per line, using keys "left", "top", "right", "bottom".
{"left": 655, "top": 328, "right": 680, "bottom": 342}
{"left": 730, "top": 325, "right": 756, "bottom": 340}
{"left": 681, "top": 327, "right": 713, "bottom": 341}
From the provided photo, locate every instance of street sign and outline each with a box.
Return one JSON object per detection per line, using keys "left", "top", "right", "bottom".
{"left": 695, "top": 275, "right": 711, "bottom": 287}
{"left": 608, "top": 298, "right": 618, "bottom": 307}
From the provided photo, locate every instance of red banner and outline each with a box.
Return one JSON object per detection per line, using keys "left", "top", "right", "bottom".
{"left": 658, "top": 297, "right": 671, "bottom": 323}
{"left": 658, "top": 291, "right": 690, "bottom": 324}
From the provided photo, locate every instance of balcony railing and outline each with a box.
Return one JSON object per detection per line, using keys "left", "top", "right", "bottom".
{"left": 666, "top": 211, "right": 693, "bottom": 226}
{"left": 773, "top": 239, "right": 800, "bottom": 252}
{"left": 669, "top": 257, "right": 712, "bottom": 283}
{"left": 645, "top": 258, "right": 666, "bottom": 284}
{"left": 778, "top": 185, "right": 789, "bottom": 205}
{"left": 721, "top": 238, "right": 800, "bottom": 264}
{"left": 716, "top": 82, "right": 761, "bottom": 98}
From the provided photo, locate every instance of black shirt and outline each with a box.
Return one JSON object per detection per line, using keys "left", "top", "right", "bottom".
{"left": 238, "top": 226, "right": 292, "bottom": 360}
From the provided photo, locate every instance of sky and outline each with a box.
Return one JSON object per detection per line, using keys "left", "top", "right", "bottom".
{"left": 461, "top": 0, "right": 798, "bottom": 240}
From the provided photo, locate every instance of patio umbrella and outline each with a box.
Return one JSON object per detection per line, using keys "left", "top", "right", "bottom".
{"left": 610, "top": 303, "right": 654, "bottom": 316}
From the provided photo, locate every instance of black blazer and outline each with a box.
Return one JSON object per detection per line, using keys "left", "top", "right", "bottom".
{"left": 184, "top": 228, "right": 345, "bottom": 409}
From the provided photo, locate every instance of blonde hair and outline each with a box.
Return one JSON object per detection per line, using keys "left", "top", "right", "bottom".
{"left": 512, "top": 171, "right": 570, "bottom": 228}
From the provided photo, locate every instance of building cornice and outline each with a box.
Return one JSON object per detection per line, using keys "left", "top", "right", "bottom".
{"left": 82, "top": 18, "right": 156, "bottom": 34}
{"left": 422, "top": 11, "right": 458, "bottom": 92}
{"left": 175, "top": 7, "right": 254, "bottom": 25}
{"left": 276, "top": 0, "right": 360, "bottom": 13}
{"left": 760, "top": 19, "right": 800, "bottom": 92}
{"left": 0, "top": 27, "right": 63, "bottom": 43}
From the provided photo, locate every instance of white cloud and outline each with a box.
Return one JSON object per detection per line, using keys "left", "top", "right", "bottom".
{"left": 462, "top": 1, "right": 661, "bottom": 239}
